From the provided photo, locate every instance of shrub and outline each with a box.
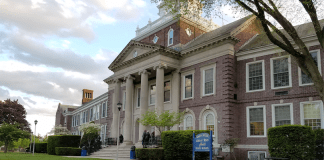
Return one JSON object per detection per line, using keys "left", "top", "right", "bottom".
{"left": 47, "top": 135, "right": 81, "bottom": 155}
{"left": 136, "top": 148, "right": 164, "bottom": 160}
{"left": 55, "top": 147, "right": 71, "bottom": 155}
{"left": 80, "top": 132, "right": 101, "bottom": 155}
{"left": 70, "top": 148, "right": 82, "bottom": 156}
{"left": 35, "top": 143, "right": 47, "bottom": 153}
{"left": 314, "top": 129, "right": 324, "bottom": 160}
{"left": 162, "top": 130, "right": 210, "bottom": 160}
{"left": 268, "top": 125, "right": 315, "bottom": 159}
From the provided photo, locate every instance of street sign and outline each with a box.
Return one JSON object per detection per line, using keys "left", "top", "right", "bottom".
{"left": 192, "top": 130, "right": 212, "bottom": 160}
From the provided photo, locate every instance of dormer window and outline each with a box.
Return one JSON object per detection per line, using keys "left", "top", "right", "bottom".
{"left": 168, "top": 28, "right": 173, "bottom": 46}
{"left": 153, "top": 35, "right": 159, "bottom": 44}
{"left": 133, "top": 51, "right": 138, "bottom": 58}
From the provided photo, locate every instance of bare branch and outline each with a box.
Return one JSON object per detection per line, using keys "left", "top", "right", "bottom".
{"left": 299, "top": 0, "right": 324, "bottom": 48}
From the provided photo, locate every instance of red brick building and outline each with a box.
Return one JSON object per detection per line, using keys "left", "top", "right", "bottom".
{"left": 55, "top": 2, "right": 324, "bottom": 159}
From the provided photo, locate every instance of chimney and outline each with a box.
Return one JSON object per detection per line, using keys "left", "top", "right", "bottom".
{"left": 82, "top": 89, "right": 93, "bottom": 104}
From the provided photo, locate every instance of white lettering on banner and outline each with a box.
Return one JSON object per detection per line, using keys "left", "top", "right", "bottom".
{"left": 196, "top": 139, "right": 202, "bottom": 142}
{"left": 199, "top": 143, "right": 206, "bottom": 146}
{"left": 202, "top": 147, "right": 209, "bottom": 150}
{"left": 204, "top": 139, "right": 209, "bottom": 142}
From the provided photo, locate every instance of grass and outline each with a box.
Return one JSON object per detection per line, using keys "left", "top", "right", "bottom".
{"left": 0, "top": 152, "right": 112, "bottom": 160}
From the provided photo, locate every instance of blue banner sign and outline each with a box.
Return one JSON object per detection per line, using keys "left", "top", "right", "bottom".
{"left": 192, "top": 130, "right": 212, "bottom": 160}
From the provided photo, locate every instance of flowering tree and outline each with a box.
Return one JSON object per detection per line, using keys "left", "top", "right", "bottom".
{"left": 47, "top": 124, "right": 71, "bottom": 135}
{"left": 79, "top": 123, "right": 101, "bottom": 150}
{"left": 139, "top": 110, "right": 185, "bottom": 135}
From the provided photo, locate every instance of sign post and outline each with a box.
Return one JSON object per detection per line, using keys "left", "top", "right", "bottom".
{"left": 192, "top": 130, "right": 213, "bottom": 160}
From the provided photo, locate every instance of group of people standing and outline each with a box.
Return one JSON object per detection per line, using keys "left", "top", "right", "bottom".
{"left": 142, "top": 130, "right": 155, "bottom": 148}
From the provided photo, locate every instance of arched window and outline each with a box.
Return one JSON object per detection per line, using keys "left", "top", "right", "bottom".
{"left": 204, "top": 112, "right": 215, "bottom": 135}
{"left": 168, "top": 29, "right": 173, "bottom": 46}
{"left": 184, "top": 115, "right": 193, "bottom": 130}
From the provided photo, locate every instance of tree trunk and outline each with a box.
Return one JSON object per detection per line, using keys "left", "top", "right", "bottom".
{"left": 4, "top": 142, "right": 8, "bottom": 153}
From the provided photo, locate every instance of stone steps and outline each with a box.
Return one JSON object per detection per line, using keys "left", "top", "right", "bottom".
{"left": 88, "top": 145, "right": 134, "bottom": 159}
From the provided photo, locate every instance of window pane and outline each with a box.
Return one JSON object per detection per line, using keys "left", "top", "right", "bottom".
{"left": 185, "top": 86, "right": 192, "bottom": 98}
{"left": 185, "top": 75, "right": 192, "bottom": 98}
{"left": 301, "top": 52, "right": 318, "bottom": 84}
{"left": 186, "top": 116, "right": 193, "bottom": 130}
{"left": 151, "top": 85, "right": 156, "bottom": 95}
{"left": 249, "top": 108, "right": 264, "bottom": 135}
{"left": 275, "top": 105, "right": 291, "bottom": 126}
{"left": 205, "top": 69, "right": 213, "bottom": 82}
{"left": 138, "top": 88, "right": 141, "bottom": 107}
{"left": 249, "top": 62, "right": 263, "bottom": 90}
{"left": 164, "top": 90, "right": 170, "bottom": 102}
{"left": 273, "top": 58, "right": 289, "bottom": 87}
{"left": 304, "top": 103, "right": 321, "bottom": 119}
{"left": 150, "top": 95, "right": 155, "bottom": 104}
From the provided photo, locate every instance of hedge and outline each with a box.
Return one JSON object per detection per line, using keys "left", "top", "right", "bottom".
{"left": 135, "top": 148, "right": 164, "bottom": 160}
{"left": 47, "top": 135, "right": 81, "bottom": 155}
{"left": 35, "top": 143, "right": 47, "bottom": 153}
{"left": 314, "top": 129, "right": 324, "bottom": 160}
{"left": 55, "top": 147, "right": 82, "bottom": 156}
{"left": 162, "top": 130, "right": 210, "bottom": 160}
{"left": 268, "top": 125, "right": 315, "bottom": 159}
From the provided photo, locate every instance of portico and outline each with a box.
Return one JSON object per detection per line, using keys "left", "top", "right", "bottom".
{"left": 106, "top": 41, "right": 181, "bottom": 146}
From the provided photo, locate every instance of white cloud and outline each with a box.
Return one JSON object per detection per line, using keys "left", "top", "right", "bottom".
{"left": 0, "top": 60, "right": 48, "bottom": 72}
{"left": 132, "top": 0, "right": 146, "bottom": 7}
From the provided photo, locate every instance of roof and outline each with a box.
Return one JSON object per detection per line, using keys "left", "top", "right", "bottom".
{"left": 182, "top": 15, "right": 254, "bottom": 50}
{"left": 59, "top": 104, "right": 79, "bottom": 111}
{"left": 238, "top": 19, "right": 324, "bottom": 52}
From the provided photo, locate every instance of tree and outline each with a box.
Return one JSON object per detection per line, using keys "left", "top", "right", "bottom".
{"left": 0, "top": 99, "right": 31, "bottom": 132}
{"left": 79, "top": 123, "right": 101, "bottom": 150}
{"left": 47, "top": 124, "right": 71, "bottom": 135}
{"left": 152, "top": 0, "right": 324, "bottom": 103}
{"left": 138, "top": 110, "right": 185, "bottom": 135}
{"left": 13, "top": 138, "right": 30, "bottom": 150}
{"left": 0, "top": 122, "right": 30, "bottom": 153}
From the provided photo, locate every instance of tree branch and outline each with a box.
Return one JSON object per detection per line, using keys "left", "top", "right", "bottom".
{"left": 299, "top": 0, "right": 324, "bottom": 48}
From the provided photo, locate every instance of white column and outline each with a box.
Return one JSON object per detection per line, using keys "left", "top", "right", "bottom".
{"left": 138, "top": 69, "right": 150, "bottom": 143}
{"left": 123, "top": 75, "right": 135, "bottom": 145}
{"left": 154, "top": 64, "right": 166, "bottom": 136}
{"left": 111, "top": 80, "right": 121, "bottom": 138}
{"left": 172, "top": 70, "right": 180, "bottom": 130}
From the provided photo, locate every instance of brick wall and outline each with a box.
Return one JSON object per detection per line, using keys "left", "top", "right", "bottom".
{"left": 234, "top": 19, "right": 262, "bottom": 51}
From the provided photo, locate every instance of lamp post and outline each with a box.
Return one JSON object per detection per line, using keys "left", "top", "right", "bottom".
{"left": 116, "top": 102, "right": 122, "bottom": 160}
{"left": 33, "top": 120, "right": 38, "bottom": 155}
{"left": 30, "top": 132, "right": 33, "bottom": 153}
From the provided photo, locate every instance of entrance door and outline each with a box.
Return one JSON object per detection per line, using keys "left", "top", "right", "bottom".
{"left": 135, "top": 120, "right": 139, "bottom": 143}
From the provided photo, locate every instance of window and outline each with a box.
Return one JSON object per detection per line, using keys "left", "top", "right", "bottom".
{"left": 164, "top": 81, "right": 171, "bottom": 102}
{"left": 246, "top": 60, "right": 265, "bottom": 92}
{"left": 246, "top": 106, "right": 266, "bottom": 137}
{"left": 248, "top": 151, "right": 266, "bottom": 160}
{"left": 77, "top": 114, "right": 80, "bottom": 126}
{"left": 150, "top": 85, "right": 156, "bottom": 105}
{"left": 153, "top": 35, "right": 159, "bottom": 44}
{"left": 80, "top": 113, "right": 83, "bottom": 125}
{"left": 102, "top": 103, "right": 106, "bottom": 118}
{"left": 86, "top": 110, "right": 88, "bottom": 122}
{"left": 123, "top": 91, "right": 126, "bottom": 110}
{"left": 90, "top": 108, "right": 93, "bottom": 121}
{"left": 301, "top": 101, "right": 324, "bottom": 130}
{"left": 271, "top": 56, "right": 291, "bottom": 89}
{"left": 183, "top": 75, "right": 193, "bottom": 98}
{"left": 205, "top": 113, "right": 215, "bottom": 134}
{"left": 96, "top": 105, "right": 100, "bottom": 120}
{"left": 168, "top": 29, "right": 173, "bottom": 46}
{"left": 201, "top": 64, "right": 216, "bottom": 96}
{"left": 272, "top": 103, "right": 293, "bottom": 127}
{"left": 299, "top": 50, "right": 321, "bottom": 85}
{"left": 184, "top": 115, "right": 193, "bottom": 130}
{"left": 72, "top": 116, "right": 74, "bottom": 127}
{"left": 82, "top": 112, "right": 85, "bottom": 124}
{"left": 92, "top": 107, "right": 96, "bottom": 121}
{"left": 137, "top": 88, "right": 141, "bottom": 107}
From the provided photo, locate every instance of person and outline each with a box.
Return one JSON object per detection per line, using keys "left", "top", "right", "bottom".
{"left": 142, "top": 130, "right": 146, "bottom": 148}
{"left": 119, "top": 134, "right": 123, "bottom": 144}
{"left": 144, "top": 130, "right": 151, "bottom": 148}
{"left": 151, "top": 131, "right": 155, "bottom": 148}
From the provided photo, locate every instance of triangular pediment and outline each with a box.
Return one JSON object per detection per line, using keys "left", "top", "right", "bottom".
{"left": 108, "top": 40, "right": 162, "bottom": 70}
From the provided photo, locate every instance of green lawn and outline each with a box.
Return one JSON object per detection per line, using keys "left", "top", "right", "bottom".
{"left": 0, "top": 152, "right": 111, "bottom": 160}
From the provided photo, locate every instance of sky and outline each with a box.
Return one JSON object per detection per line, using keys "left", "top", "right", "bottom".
{"left": 0, "top": 0, "right": 238, "bottom": 137}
